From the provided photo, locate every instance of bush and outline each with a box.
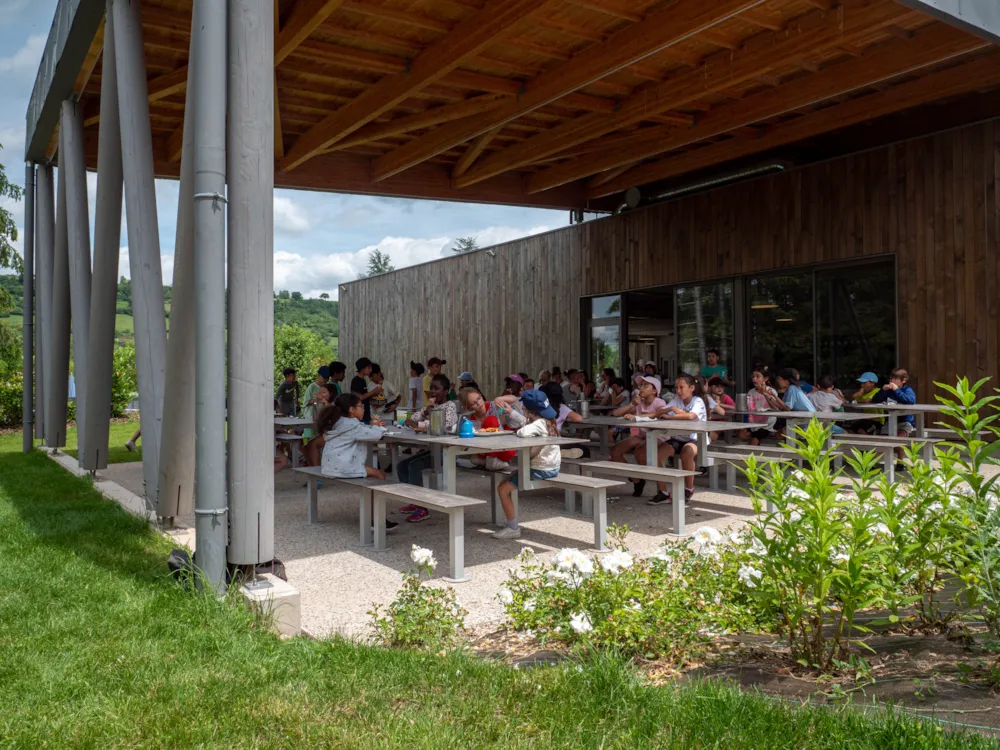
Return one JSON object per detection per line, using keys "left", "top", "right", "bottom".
{"left": 111, "top": 343, "right": 137, "bottom": 417}
{"left": 273, "top": 324, "right": 333, "bottom": 406}
{"left": 0, "top": 369, "right": 22, "bottom": 426}
{"left": 369, "top": 546, "right": 466, "bottom": 650}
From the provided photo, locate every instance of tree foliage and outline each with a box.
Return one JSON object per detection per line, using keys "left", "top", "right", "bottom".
{"left": 273, "top": 324, "right": 334, "bottom": 387}
{"left": 0, "top": 147, "right": 22, "bottom": 275}
{"left": 358, "top": 248, "right": 394, "bottom": 278}
{"left": 452, "top": 236, "right": 479, "bottom": 254}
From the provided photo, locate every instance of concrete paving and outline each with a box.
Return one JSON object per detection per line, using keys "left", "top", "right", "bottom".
{"left": 102, "top": 461, "right": 757, "bottom": 639}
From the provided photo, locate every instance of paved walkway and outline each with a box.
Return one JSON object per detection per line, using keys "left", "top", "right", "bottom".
{"left": 103, "top": 462, "right": 756, "bottom": 638}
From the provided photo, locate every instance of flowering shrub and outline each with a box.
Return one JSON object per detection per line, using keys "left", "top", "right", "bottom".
{"left": 498, "top": 526, "right": 765, "bottom": 663}
{"left": 369, "top": 545, "right": 467, "bottom": 650}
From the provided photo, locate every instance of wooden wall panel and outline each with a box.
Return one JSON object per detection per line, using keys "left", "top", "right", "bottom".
{"left": 341, "top": 120, "right": 1000, "bottom": 401}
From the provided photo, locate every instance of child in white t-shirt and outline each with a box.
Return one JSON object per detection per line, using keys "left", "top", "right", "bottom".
{"left": 648, "top": 374, "right": 709, "bottom": 505}
{"left": 407, "top": 361, "right": 425, "bottom": 411}
{"left": 807, "top": 374, "right": 846, "bottom": 434}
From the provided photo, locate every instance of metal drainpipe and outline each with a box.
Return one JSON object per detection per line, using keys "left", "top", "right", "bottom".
{"left": 22, "top": 163, "right": 34, "bottom": 452}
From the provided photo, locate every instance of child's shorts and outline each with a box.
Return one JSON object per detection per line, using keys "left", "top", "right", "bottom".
{"left": 508, "top": 468, "right": 559, "bottom": 488}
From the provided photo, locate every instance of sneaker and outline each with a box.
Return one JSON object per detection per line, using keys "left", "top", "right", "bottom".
{"left": 399, "top": 504, "right": 418, "bottom": 513}
{"left": 456, "top": 458, "right": 476, "bottom": 469}
{"left": 492, "top": 526, "right": 521, "bottom": 540}
{"left": 372, "top": 520, "right": 399, "bottom": 532}
{"left": 407, "top": 507, "right": 430, "bottom": 523}
{"left": 484, "top": 456, "right": 509, "bottom": 471}
{"left": 125, "top": 441, "right": 136, "bottom": 452}
{"left": 684, "top": 488, "right": 695, "bottom": 502}
{"left": 561, "top": 448, "right": 584, "bottom": 460}
{"left": 894, "top": 462, "right": 907, "bottom": 474}
{"left": 647, "top": 491, "right": 672, "bottom": 506}
{"left": 631, "top": 479, "right": 646, "bottom": 497}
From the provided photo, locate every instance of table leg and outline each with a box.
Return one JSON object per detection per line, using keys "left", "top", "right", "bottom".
{"left": 916, "top": 412, "right": 926, "bottom": 439}
{"left": 592, "top": 490, "right": 607, "bottom": 551}
{"left": 387, "top": 442, "right": 399, "bottom": 481}
{"left": 373, "top": 493, "right": 387, "bottom": 551}
{"left": 697, "top": 432, "right": 709, "bottom": 466}
{"left": 883, "top": 446, "right": 895, "bottom": 483}
{"left": 646, "top": 432, "right": 658, "bottom": 470}
{"left": 307, "top": 477, "right": 318, "bottom": 524}
{"left": 888, "top": 414, "right": 898, "bottom": 437}
{"left": 726, "top": 461, "right": 736, "bottom": 490}
{"left": 292, "top": 440, "right": 301, "bottom": 469}
{"left": 490, "top": 472, "right": 499, "bottom": 526}
{"left": 357, "top": 488, "right": 374, "bottom": 547}
{"left": 600, "top": 426, "right": 609, "bottom": 457}
{"left": 445, "top": 510, "right": 470, "bottom": 583}
{"left": 431, "top": 446, "right": 443, "bottom": 490}
{"left": 518, "top": 448, "right": 537, "bottom": 490}
{"left": 442, "top": 446, "right": 458, "bottom": 494}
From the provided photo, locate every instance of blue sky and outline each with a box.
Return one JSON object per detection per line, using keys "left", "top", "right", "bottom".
{"left": 0, "top": 1, "right": 566, "bottom": 298}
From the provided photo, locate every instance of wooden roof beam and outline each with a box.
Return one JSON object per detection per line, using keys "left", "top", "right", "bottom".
{"left": 566, "top": 0, "right": 643, "bottom": 23}
{"left": 280, "top": 0, "right": 556, "bottom": 171}
{"left": 458, "top": 0, "right": 906, "bottom": 188}
{"left": 529, "top": 21, "right": 984, "bottom": 194}
{"left": 371, "top": 0, "right": 770, "bottom": 182}
{"left": 453, "top": 125, "right": 502, "bottom": 177}
{"left": 590, "top": 51, "right": 1000, "bottom": 198}
{"left": 72, "top": 19, "right": 104, "bottom": 97}
{"left": 83, "top": 65, "right": 188, "bottom": 127}
{"left": 275, "top": 0, "right": 348, "bottom": 67}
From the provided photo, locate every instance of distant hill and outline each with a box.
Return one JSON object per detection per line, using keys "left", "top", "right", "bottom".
{"left": 0, "top": 276, "right": 338, "bottom": 350}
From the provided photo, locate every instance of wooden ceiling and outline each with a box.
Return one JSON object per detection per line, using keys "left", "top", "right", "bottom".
{"left": 70, "top": 0, "right": 1000, "bottom": 210}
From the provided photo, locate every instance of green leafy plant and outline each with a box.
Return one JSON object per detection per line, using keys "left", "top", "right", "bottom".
{"left": 111, "top": 342, "right": 138, "bottom": 417}
{"left": 369, "top": 545, "right": 466, "bottom": 650}
{"left": 0, "top": 370, "right": 22, "bottom": 427}
{"left": 273, "top": 324, "right": 333, "bottom": 402}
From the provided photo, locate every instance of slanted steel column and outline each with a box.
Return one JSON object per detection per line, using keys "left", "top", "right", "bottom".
{"left": 157, "top": 27, "right": 196, "bottom": 520}
{"left": 62, "top": 98, "right": 92, "bottom": 453}
{"left": 193, "top": 0, "right": 230, "bottom": 591}
{"left": 21, "top": 163, "right": 35, "bottom": 453}
{"left": 34, "top": 165, "right": 54, "bottom": 441}
{"left": 82, "top": 4, "right": 124, "bottom": 471}
{"left": 46, "top": 155, "right": 71, "bottom": 448}
{"left": 228, "top": 0, "right": 275, "bottom": 566}
{"left": 112, "top": 0, "right": 168, "bottom": 506}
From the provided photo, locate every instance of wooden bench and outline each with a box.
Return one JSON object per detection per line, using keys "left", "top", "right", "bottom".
{"left": 276, "top": 433, "right": 305, "bottom": 468}
{"left": 372, "top": 483, "right": 486, "bottom": 582}
{"left": 571, "top": 460, "right": 697, "bottom": 536}
{"left": 510, "top": 472, "right": 625, "bottom": 551}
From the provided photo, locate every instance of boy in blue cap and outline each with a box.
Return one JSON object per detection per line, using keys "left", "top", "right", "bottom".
{"left": 850, "top": 371, "right": 883, "bottom": 434}
{"left": 493, "top": 389, "right": 562, "bottom": 540}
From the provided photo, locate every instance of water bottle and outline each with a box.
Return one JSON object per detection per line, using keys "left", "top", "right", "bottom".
{"left": 459, "top": 416, "right": 475, "bottom": 438}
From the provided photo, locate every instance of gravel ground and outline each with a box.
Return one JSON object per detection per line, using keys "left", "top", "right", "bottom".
{"left": 102, "top": 461, "right": 757, "bottom": 638}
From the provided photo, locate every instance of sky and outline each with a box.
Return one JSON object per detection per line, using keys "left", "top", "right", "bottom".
{"left": 0, "top": 1, "right": 567, "bottom": 299}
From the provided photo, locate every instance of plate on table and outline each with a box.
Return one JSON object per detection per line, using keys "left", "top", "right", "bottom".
{"left": 474, "top": 429, "right": 507, "bottom": 437}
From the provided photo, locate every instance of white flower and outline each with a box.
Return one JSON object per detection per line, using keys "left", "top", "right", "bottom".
{"left": 516, "top": 548, "right": 536, "bottom": 562}
{"left": 872, "top": 522, "right": 891, "bottom": 537}
{"left": 787, "top": 509, "right": 803, "bottom": 523}
{"left": 600, "top": 550, "right": 634, "bottom": 575}
{"left": 693, "top": 526, "right": 722, "bottom": 547}
{"left": 626, "top": 599, "right": 642, "bottom": 612}
{"left": 497, "top": 587, "right": 513, "bottom": 606}
{"left": 410, "top": 545, "right": 437, "bottom": 570}
{"left": 747, "top": 538, "right": 767, "bottom": 556}
{"left": 738, "top": 565, "right": 763, "bottom": 588}
{"left": 524, "top": 598, "right": 536, "bottom": 612}
{"left": 728, "top": 531, "right": 743, "bottom": 546}
{"left": 546, "top": 569, "right": 571, "bottom": 585}
{"left": 713, "top": 592, "right": 722, "bottom": 606}
{"left": 569, "top": 612, "right": 593, "bottom": 634}
{"left": 553, "top": 548, "right": 594, "bottom": 576}
{"left": 649, "top": 549, "right": 672, "bottom": 565}
{"left": 831, "top": 552, "right": 850, "bottom": 564}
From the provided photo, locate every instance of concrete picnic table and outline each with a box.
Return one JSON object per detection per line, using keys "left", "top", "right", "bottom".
{"left": 380, "top": 429, "right": 585, "bottom": 493}
{"left": 842, "top": 402, "right": 940, "bottom": 438}
{"left": 726, "top": 409, "right": 872, "bottom": 446}
{"left": 574, "top": 415, "right": 747, "bottom": 468}
{"left": 274, "top": 416, "right": 313, "bottom": 428}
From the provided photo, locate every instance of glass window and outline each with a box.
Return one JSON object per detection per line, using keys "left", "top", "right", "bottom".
{"left": 748, "top": 274, "right": 815, "bottom": 385}
{"left": 590, "top": 325, "right": 620, "bottom": 382}
{"left": 815, "top": 262, "right": 896, "bottom": 391}
{"left": 676, "top": 282, "right": 734, "bottom": 381}
{"left": 591, "top": 295, "right": 621, "bottom": 319}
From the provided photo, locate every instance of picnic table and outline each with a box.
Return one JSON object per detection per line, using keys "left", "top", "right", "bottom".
{"left": 274, "top": 416, "right": 313, "bottom": 428}
{"left": 843, "top": 402, "right": 940, "bottom": 438}
{"left": 380, "top": 429, "right": 585, "bottom": 492}
{"left": 726, "top": 409, "right": 872, "bottom": 446}
{"left": 574, "top": 415, "right": 746, "bottom": 467}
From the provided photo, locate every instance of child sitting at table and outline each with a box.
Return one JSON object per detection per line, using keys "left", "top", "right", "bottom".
{"left": 649, "top": 373, "right": 709, "bottom": 506}
{"left": 318, "top": 393, "right": 387, "bottom": 480}
{"left": 609, "top": 375, "right": 667, "bottom": 499}
{"left": 740, "top": 368, "right": 780, "bottom": 445}
{"left": 493, "top": 390, "right": 562, "bottom": 541}
{"left": 807, "top": 374, "right": 846, "bottom": 434}
{"left": 870, "top": 367, "right": 917, "bottom": 464}
{"left": 849, "top": 372, "right": 883, "bottom": 434}
{"left": 458, "top": 387, "right": 515, "bottom": 471}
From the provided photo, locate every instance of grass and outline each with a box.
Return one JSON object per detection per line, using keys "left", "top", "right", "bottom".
{"left": 1, "top": 420, "right": 143, "bottom": 464}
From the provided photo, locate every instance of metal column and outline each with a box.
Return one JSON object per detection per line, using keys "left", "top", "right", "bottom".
{"left": 82, "top": 3, "right": 124, "bottom": 471}
{"left": 112, "top": 0, "right": 168, "bottom": 506}
{"left": 228, "top": 0, "right": 275, "bottom": 566}
{"left": 193, "top": 0, "right": 230, "bottom": 591}
{"left": 62, "top": 99, "right": 92, "bottom": 452}
{"left": 34, "top": 165, "right": 54, "bottom": 441}
{"left": 157, "top": 26, "right": 196, "bottom": 520}
{"left": 46, "top": 154, "right": 70, "bottom": 448}
{"left": 21, "top": 163, "right": 35, "bottom": 452}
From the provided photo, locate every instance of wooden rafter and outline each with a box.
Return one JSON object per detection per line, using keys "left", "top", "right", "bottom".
{"left": 72, "top": 19, "right": 104, "bottom": 96}
{"left": 455, "top": 0, "right": 905, "bottom": 189}
{"left": 84, "top": 65, "right": 187, "bottom": 127}
{"left": 589, "top": 51, "right": 1000, "bottom": 198}
{"left": 528, "top": 22, "right": 984, "bottom": 193}
{"left": 280, "top": 0, "right": 557, "bottom": 172}
{"left": 371, "top": 0, "right": 769, "bottom": 182}
{"left": 453, "top": 126, "right": 502, "bottom": 177}
{"left": 274, "top": 0, "right": 285, "bottom": 159}
{"left": 566, "top": 0, "right": 643, "bottom": 23}
{"left": 275, "top": 0, "right": 348, "bottom": 67}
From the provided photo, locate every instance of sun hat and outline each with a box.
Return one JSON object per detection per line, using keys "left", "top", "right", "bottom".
{"left": 639, "top": 375, "right": 661, "bottom": 392}
{"left": 521, "top": 389, "right": 557, "bottom": 419}
{"left": 506, "top": 374, "right": 524, "bottom": 385}
{"left": 458, "top": 371, "right": 474, "bottom": 382}
{"left": 857, "top": 372, "right": 879, "bottom": 383}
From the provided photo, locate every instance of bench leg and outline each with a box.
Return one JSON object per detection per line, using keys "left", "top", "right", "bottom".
{"left": 884, "top": 446, "right": 895, "bottom": 483}
{"left": 592, "top": 490, "right": 607, "bottom": 551}
{"left": 445, "top": 510, "right": 470, "bottom": 583}
{"left": 490, "top": 473, "right": 499, "bottom": 527}
{"left": 726, "top": 462, "right": 736, "bottom": 490}
{"left": 307, "top": 478, "right": 318, "bottom": 524}
{"left": 291, "top": 441, "right": 301, "bottom": 469}
{"left": 708, "top": 464, "right": 719, "bottom": 490}
{"left": 421, "top": 468, "right": 433, "bottom": 488}
{"left": 580, "top": 472, "right": 593, "bottom": 518}
{"left": 765, "top": 497, "right": 776, "bottom": 514}
{"left": 357, "top": 488, "right": 373, "bottom": 547}
{"left": 373, "top": 494, "right": 387, "bottom": 551}
{"left": 671, "top": 477, "right": 686, "bottom": 536}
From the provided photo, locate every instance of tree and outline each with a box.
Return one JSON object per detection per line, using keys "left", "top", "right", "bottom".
{"left": 0, "top": 148, "right": 22, "bottom": 363}
{"left": 453, "top": 236, "right": 479, "bottom": 254}
{"left": 319, "top": 292, "right": 330, "bottom": 300}
{"left": 277, "top": 289, "right": 291, "bottom": 300}
{"left": 358, "top": 248, "right": 394, "bottom": 279}
{"left": 291, "top": 291, "right": 303, "bottom": 301}
{"left": 273, "top": 324, "right": 334, "bottom": 390}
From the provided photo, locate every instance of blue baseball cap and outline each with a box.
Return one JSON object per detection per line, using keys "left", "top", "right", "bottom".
{"left": 521, "top": 389, "right": 557, "bottom": 420}
{"left": 857, "top": 372, "right": 878, "bottom": 383}
{"left": 458, "top": 371, "right": 474, "bottom": 382}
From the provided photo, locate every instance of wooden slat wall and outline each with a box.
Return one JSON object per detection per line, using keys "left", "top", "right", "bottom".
{"left": 341, "top": 120, "right": 1000, "bottom": 400}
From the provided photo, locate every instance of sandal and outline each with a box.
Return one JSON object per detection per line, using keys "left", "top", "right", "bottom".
{"left": 407, "top": 507, "right": 430, "bottom": 523}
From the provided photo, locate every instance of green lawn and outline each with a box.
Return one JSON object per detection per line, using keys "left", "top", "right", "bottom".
{"left": 0, "top": 445, "right": 993, "bottom": 747}
{"left": 1, "top": 421, "right": 143, "bottom": 464}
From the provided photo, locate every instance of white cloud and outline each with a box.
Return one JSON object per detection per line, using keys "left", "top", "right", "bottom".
{"left": 0, "top": 34, "right": 45, "bottom": 76}
{"left": 274, "top": 195, "right": 310, "bottom": 234}
{"left": 118, "top": 246, "right": 174, "bottom": 286}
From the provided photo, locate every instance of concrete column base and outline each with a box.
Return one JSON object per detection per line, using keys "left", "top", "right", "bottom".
{"left": 241, "top": 573, "right": 301, "bottom": 637}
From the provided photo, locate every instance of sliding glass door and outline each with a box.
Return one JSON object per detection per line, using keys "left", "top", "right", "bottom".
{"left": 676, "top": 281, "right": 735, "bottom": 381}
{"left": 586, "top": 295, "right": 622, "bottom": 382}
